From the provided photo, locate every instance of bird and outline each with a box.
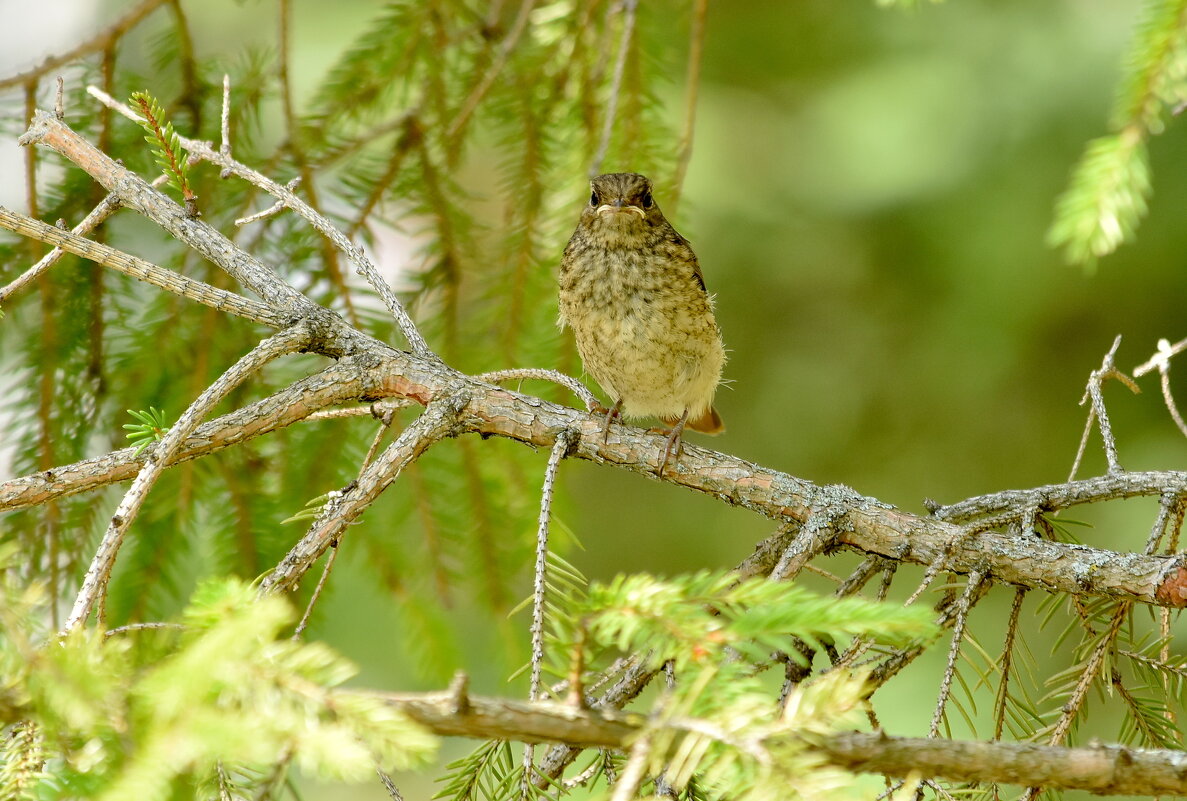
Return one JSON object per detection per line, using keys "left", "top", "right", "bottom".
{"left": 558, "top": 172, "right": 726, "bottom": 475}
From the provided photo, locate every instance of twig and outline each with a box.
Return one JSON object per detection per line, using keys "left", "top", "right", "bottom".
{"left": 1075, "top": 335, "right": 1139, "bottom": 477}
{"left": 769, "top": 510, "right": 838, "bottom": 582}
{"left": 992, "top": 586, "right": 1027, "bottom": 741}
{"left": 1134, "top": 335, "right": 1187, "bottom": 377}
{"left": 933, "top": 469, "right": 1187, "bottom": 524}
{"left": 523, "top": 428, "right": 576, "bottom": 797}
{"left": 528, "top": 430, "right": 578, "bottom": 702}
{"left": 476, "top": 368, "right": 602, "bottom": 412}
{"left": 291, "top": 541, "right": 340, "bottom": 639}
{"left": 928, "top": 570, "right": 986, "bottom": 738}
{"left": 590, "top": 0, "right": 638, "bottom": 176}
{"left": 0, "top": 206, "right": 283, "bottom": 327}
{"left": 220, "top": 73, "right": 232, "bottom": 160}
{"left": 260, "top": 395, "right": 467, "bottom": 594}
{"left": 376, "top": 769, "right": 405, "bottom": 801}
{"left": 235, "top": 178, "right": 301, "bottom": 226}
{"left": 84, "top": 90, "right": 430, "bottom": 353}
{"left": 104, "top": 621, "right": 185, "bottom": 638}
{"left": 1134, "top": 338, "right": 1187, "bottom": 437}
{"left": 21, "top": 109, "right": 310, "bottom": 313}
{"left": 1145, "top": 492, "right": 1180, "bottom": 555}
{"left": 0, "top": 172, "right": 176, "bottom": 305}
{"left": 64, "top": 324, "right": 310, "bottom": 630}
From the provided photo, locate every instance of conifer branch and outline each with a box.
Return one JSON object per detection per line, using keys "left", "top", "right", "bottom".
{"left": 0, "top": 206, "right": 283, "bottom": 326}
{"left": 360, "top": 685, "right": 1187, "bottom": 795}
{"left": 64, "top": 324, "right": 312, "bottom": 630}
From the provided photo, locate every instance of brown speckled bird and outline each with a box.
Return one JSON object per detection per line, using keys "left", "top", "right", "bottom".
{"left": 558, "top": 172, "right": 726, "bottom": 474}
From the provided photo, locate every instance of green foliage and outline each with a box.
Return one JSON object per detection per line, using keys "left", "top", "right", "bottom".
{"left": 1047, "top": 131, "right": 1150, "bottom": 265}
{"left": 444, "top": 571, "right": 938, "bottom": 801}
{"left": 1049, "top": 0, "right": 1187, "bottom": 263}
{"left": 128, "top": 91, "right": 194, "bottom": 205}
{"left": 0, "top": 569, "right": 437, "bottom": 800}
{"left": 579, "top": 571, "right": 936, "bottom": 671}
{"left": 122, "top": 407, "right": 169, "bottom": 456}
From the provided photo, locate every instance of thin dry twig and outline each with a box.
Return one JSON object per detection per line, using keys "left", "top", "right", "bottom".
{"left": 1072, "top": 335, "right": 1139, "bottom": 478}
{"left": 769, "top": 510, "right": 837, "bottom": 582}
{"left": 992, "top": 586, "right": 1027, "bottom": 742}
{"left": 260, "top": 395, "right": 467, "bottom": 594}
{"left": 236, "top": 178, "right": 302, "bottom": 226}
{"left": 475, "top": 368, "right": 601, "bottom": 411}
{"left": 522, "top": 428, "right": 577, "bottom": 793}
{"left": 928, "top": 570, "right": 986, "bottom": 738}
{"left": 1134, "top": 338, "right": 1187, "bottom": 437}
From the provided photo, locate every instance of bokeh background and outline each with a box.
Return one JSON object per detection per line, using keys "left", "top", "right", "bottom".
{"left": 3, "top": 1, "right": 1186, "bottom": 799}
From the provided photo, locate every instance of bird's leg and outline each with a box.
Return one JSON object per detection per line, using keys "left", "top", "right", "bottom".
{"left": 658, "top": 409, "right": 690, "bottom": 477}
{"left": 600, "top": 398, "right": 623, "bottom": 444}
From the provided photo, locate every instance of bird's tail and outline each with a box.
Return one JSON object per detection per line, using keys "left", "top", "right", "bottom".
{"left": 684, "top": 406, "right": 725, "bottom": 435}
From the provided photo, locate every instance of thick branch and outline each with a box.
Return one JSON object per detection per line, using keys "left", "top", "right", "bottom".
{"left": 0, "top": 359, "right": 383, "bottom": 511}
{"left": 5, "top": 344, "right": 1187, "bottom": 609}
{"left": 364, "top": 686, "right": 1187, "bottom": 796}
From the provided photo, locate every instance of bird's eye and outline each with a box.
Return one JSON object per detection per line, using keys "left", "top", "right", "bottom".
{"left": 641, "top": 190, "right": 653, "bottom": 209}
{"left": 589, "top": 191, "right": 598, "bottom": 207}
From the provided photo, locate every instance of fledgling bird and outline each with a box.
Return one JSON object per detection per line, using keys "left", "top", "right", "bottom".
{"left": 558, "top": 172, "right": 726, "bottom": 474}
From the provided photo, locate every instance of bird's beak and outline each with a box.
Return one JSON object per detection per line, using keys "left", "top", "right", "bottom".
{"left": 596, "top": 202, "right": 645, "bottom": 219}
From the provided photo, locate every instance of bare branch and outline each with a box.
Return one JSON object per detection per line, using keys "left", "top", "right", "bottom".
{"left": 20, "top": 110, "right": 310, "bottom": 314}
{"left": 0, "top": 359, "right": 393, "bottom": 513}
{"left": 0, "top": 206, "right": 283, "bottom": 327}
{"left": 1076, "top": 335, "right": 1140, "bottom": 477}
{"left": 64, "top": 324, "right": 311, "bottom": 630}
{"left": 359, "top": 685, "right": 1187, "bottom": 796}
{"left": 259, "top": 395, "right": 467, "bottom": 594}
{"left": 85, "top": 87, "right": 431, "bottom": 357}
{"left": 475, "top": 367, "right": 601, "bottom": 411}
{"left": 933, "top": 470, "right": 1187, "bottom": 524}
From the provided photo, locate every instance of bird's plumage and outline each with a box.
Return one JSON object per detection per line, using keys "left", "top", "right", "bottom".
{"left": 559, "top": 173, "right": 726, "bottom": 440}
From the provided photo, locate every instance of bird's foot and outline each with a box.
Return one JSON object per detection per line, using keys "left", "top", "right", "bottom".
{"left": 652, "top": 410, "right": 689, "bottom": 477}
{"left": 596, "top": 399, "right": 623, "bottom": 444}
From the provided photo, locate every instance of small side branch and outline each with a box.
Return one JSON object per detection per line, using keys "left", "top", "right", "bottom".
{"left": 259, "top": 395, "right": 467, "bottom": 594}
{"left": 1072, "top": 335, "right": 1139, "bottom": 478}
{"left": 0, "top": 206, "right": 283, "bottom": 327}
{"left": 64, "top": 324, "right": 311, "bottom": 630}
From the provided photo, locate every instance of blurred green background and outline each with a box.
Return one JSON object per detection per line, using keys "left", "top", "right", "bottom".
{"left": 8, "top": 0, "right": 1187, "bottom": 798}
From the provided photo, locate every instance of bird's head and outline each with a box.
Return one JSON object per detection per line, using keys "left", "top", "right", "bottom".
{"left": 580, "top": 173, "right": 663, "bottom": 244}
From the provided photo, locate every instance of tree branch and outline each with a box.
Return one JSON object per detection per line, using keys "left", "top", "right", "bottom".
{"left": 64, "top": 324, "right": 311, "bottom": 630}
{"left": 360, "top": 685, "right": 1187, "bottom": 796}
